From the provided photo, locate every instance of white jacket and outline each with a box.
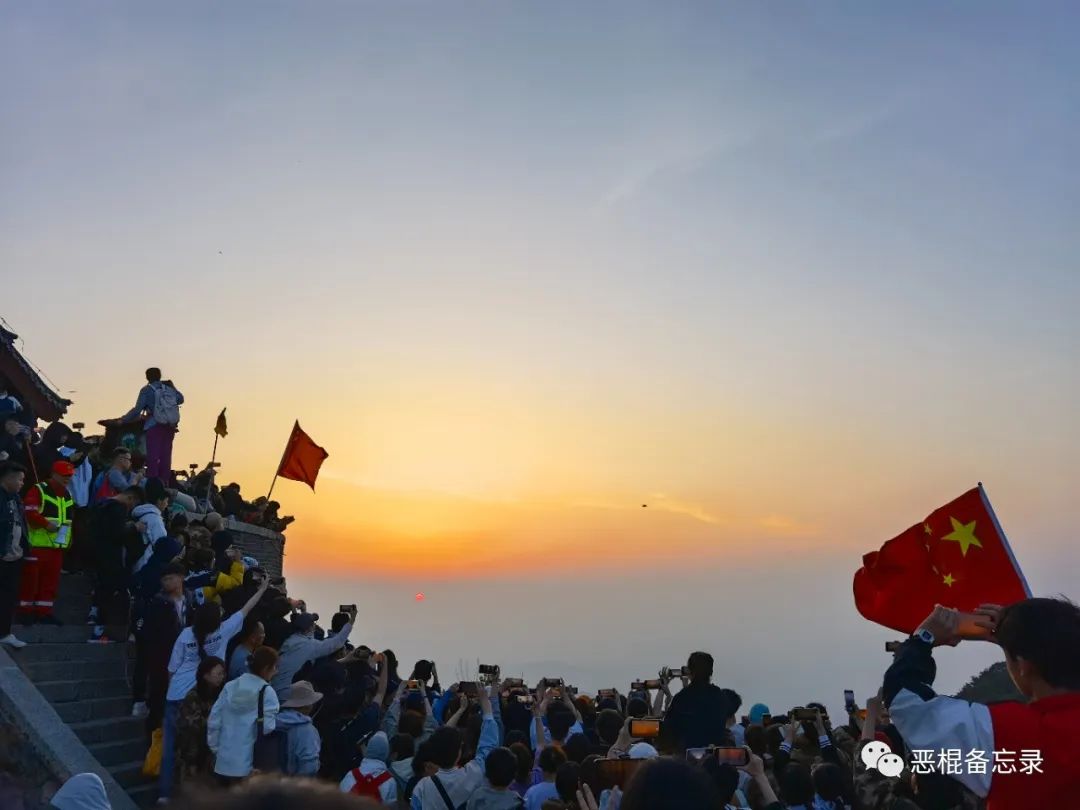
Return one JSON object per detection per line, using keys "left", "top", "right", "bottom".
{"left": 208, "top": 672, "right": 279, "bottom": 777}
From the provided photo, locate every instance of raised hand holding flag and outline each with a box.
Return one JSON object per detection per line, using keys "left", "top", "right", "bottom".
{"left": 853, "top": 485, "right": 1031, "bottom": 634}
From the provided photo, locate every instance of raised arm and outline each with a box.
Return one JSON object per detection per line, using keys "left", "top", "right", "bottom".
{"left": 383, "top": 680, "right": 406, "bottom": 736}
{"left": 372, "top": 652, "right": 390, "bottom": 710}
{"left": 741, "top": 751, "right": 782, "bottom": 809}
{"left": 885, "top": 606, "right": 995, "bottom": 799}
{"left": 445, "top": 696, "right": 471, "bottom": 729}
{"left": 473, "top": 687, "right": 498, "bottom": 767}
{"left": 239, "top": 577, "right": 270, "bottom": 618}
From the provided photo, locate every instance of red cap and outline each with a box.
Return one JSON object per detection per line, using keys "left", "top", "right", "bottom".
{"left": 52, "top": 460, "right": 75, "bottom": 477}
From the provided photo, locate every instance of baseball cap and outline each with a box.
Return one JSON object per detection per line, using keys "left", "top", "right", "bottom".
{"left": 52, "top": 460, "right": 75, "bottom": 477}
{"left": 291, "top": 612, "right": 319, "bottom": 633}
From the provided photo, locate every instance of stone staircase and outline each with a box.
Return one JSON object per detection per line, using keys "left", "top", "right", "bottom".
{"left": 10, "top": 573, "right": 158, "bottom": 808}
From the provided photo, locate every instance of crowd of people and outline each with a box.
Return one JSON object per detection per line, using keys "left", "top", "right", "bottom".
{"left": 2, "top": 369, "right": 1079, "bottom": 810}
{"left": 0, "top": 367, "right": 296, "bottom": 647}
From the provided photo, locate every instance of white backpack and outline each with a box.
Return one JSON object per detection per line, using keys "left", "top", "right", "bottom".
{"left": 152, "top": 384, "right": 181, "bottom": 425}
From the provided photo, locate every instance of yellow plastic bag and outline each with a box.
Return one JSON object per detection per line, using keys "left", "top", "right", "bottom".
{"left": 142, "top": 727, "right": 163, "bottom": 777}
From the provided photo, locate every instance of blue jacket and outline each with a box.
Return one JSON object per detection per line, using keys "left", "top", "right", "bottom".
{"left": 121, "top": 382, "right": 184, "bottom": 430}
{"left": 277, "top": 709, "right": 321, "bottom": 776}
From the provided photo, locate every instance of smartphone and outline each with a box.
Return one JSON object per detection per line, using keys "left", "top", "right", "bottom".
{"left": 957, "top": 611, "right": 993, "bottom": 640}
{"left": 793, "top": 707, "right": 818, "bottom": 722}
{"left": 587, "top": 758, "right": 643, "bottom": 791}
{"left": 685, "top": 747, "right": 710, "bottom": 762}
{"left": 844, "top": 690, "right": 856, "bottom": 712}
{"left": 459, "top": 682, "right": 479, "bottom": 698}
{"left": 760, "top": 713, "right": 772, "bottom": 726}
{"left": 885, "top": 641, "right": 901, "bottom": 653}
{"left": 629, "top": 718, "right": 661, "bottom": 738}
{"left": 339, "top": 604, "right": 357, "bottom": 614}
{"left": 478, "top": 664, "right": 501, "bottom": 676}
{"left": 516, "top": 694, "right": 534, "bottom": 705}
{"left": 661, "top": 665, "right": 688, "bottom": 678}
{"left": 502, "top": 677, "right": 524, "bottom": 689}
{"left": 630, "top": 680, "right": 646, "bottom": 691}
{"left": 598, "top": 689, "right": 617, "bottom": 699}
{"left": 543, "top": 677, "right": 564, "bottom": 688}
{"left": 715, "top": 747, "right": 750, "bottom": 767}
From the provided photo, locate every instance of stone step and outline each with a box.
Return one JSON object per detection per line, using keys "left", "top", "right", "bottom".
{"left": 128, "top": 783, "right": 159, "bottom": 808}
{"left": 11, "top": 624, "right": 97, "bottom": 643}
{"left": 55, "top": 601, "right": 95, "bottom": 624}
{"left": 55, "top": 695, "right": 136, "bottom": 724}
{"left": 15, "top": 641, "right": 132, "bottom": 664}
{"left": 90, "top": 736, "right": 148, "bottom": 767}
{"left": 38, "top": 678, "right": 130, "bottom": 703}
{"left": 23, "top": 660, "right": 123, "bottom": 682}
{"left": 71, "top": 716, "right": 146, "bottom": 746}
{"left": 108, "top": 760, "right": 151, "bottom": 789}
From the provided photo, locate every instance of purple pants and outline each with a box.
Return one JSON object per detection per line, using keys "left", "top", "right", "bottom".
{"left": 144, "top": 424, "right": 176, "bottom": 482}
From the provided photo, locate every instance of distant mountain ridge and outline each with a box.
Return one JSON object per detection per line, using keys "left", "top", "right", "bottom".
{"left": 956, "top": 662, "right": 1024, "bottom": 704}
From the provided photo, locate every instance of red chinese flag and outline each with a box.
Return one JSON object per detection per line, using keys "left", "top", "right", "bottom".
{"left": 853, "top": 486, "right": 1031, "bottom": 634}
{"left": 276, "top": 421, "right": 329, "bottom": 491}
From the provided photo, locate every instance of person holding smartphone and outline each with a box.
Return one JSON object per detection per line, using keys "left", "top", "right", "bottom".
{"left": 271, "top": 605, "right": 356, "bottom": 701}
{"left": 884, "top": 600, "right": 1080, "bottom": 810}
{"left": 664, "top": 651, "right": 733, "bottom": 752}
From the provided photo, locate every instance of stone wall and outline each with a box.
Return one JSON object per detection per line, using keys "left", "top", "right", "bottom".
{"left": 224, "top": 519, "right": 287, "bottom": 579}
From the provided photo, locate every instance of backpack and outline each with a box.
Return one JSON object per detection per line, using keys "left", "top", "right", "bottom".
{"left": 348, "top": 768, "right": 391, "bottom": 802}
{"left": 91, "top": 471, "right": 117, "bottom": 505}
{"left": 151, "top": 384, "right": 181, "bottom": 426}
{"left": 252, "top": 685, "right": 287, "bottom": 773}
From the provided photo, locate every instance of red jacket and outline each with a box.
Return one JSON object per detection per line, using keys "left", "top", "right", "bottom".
{"left": 986, "top": 694, "right": 1080, "bottom": 808}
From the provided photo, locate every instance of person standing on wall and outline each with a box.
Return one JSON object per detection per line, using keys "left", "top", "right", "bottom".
{"left": 111, "top": 367, "right": 184, "bottom": 483}
{"left": 18, "top": 460, "right": 75, "bottom": 625}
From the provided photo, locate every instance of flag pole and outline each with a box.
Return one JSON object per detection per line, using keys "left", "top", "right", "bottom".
{"left": 204, "top": 432, "right": 219, "bottom": 511}
{"left": 267, "top": 422, "right": 296, "bottom": 501}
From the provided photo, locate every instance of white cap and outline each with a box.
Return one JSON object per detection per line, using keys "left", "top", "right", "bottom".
{"left": 629, "top": 742, "right": 659, "bottom": 759}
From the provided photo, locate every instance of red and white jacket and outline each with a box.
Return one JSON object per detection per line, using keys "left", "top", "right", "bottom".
{"left": 884, "top": 637, "right": 1080, "bottom": 809}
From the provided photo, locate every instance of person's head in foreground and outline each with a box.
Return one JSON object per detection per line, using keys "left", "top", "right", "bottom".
{"left": 174, "top": 775, "right": 382, "bottom": 809}
{"left": 686, "top": 651, "right": 714, "bottom": 686}
{"left": 619, "top": 757, "right": 721, "bottom": 810}
{"left": 995, "top": 597, "right": 1080, "bottom": 698}
{"left": 484, "top": 746, "right": 518, "bottom": 791}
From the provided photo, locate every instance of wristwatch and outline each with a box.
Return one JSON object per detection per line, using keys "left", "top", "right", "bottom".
{"left": 914, "top": 628, "right": 935, "bottom": 646}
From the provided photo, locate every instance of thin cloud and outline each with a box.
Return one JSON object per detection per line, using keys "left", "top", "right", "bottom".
{"left": 756, "top": 514, "right": 819, "bottom": 536}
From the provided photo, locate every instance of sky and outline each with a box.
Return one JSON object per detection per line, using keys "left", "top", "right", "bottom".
{"left": 3, "top": 2, "right": 1079, "bottom": 715}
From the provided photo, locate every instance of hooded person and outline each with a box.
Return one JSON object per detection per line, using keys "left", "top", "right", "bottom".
{"left": 271, "top": 609, "right": 355, "bottom": 701}
{"left": 275, "top": 679, "right": 325, "bottom": 777}
{"left": 49, "top": 773, "right": 110, "bottom": 810}
{"left": 208, "top": 645, "right": 281, "bottom": 780}
{"left": 130, "top": 477, "right": 169, "bottom": 576}
{"left": 340, "top": 730, "right": 398, "bottom": 803}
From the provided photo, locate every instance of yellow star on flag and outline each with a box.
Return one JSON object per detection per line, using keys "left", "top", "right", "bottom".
{"left": 942, "top": 517, "right": 982, "bottom": 557}
{"left": 924, "top": 522, "right": 932, "bottom": 535}
{"left": 942, "top": 573, "right": 956, "bottom": 587}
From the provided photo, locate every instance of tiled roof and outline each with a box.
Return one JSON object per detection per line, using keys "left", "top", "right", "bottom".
{"left": 0, "top": 324, "right": 70, "bottom": 417}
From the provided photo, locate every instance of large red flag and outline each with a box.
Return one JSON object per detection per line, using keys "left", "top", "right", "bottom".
{"left": 853, "top": 485, "right": 1031, "bottom": 634}
{"left": 276, "top": 421, "right": 329, "bottom": 491}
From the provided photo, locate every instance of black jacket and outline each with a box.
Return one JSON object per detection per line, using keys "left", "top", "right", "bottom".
{"left": 664, "top": 682, "right": 734, "bottom": 750}
{"left": 0, "top": 488, "right": 29, "bottom": 560}
{"left": 140, "top": 589, "right": 195, "bottom": 668}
